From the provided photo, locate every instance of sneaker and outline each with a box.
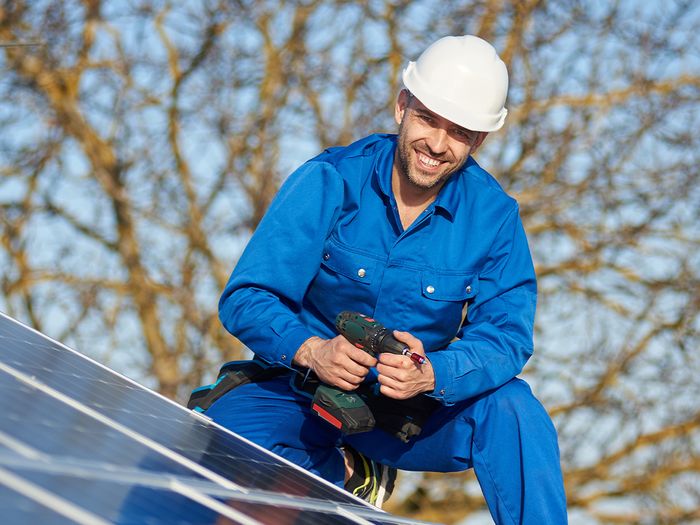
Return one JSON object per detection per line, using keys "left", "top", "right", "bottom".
{"left": 343, "top": 446, "right": 397, "bottom": 508}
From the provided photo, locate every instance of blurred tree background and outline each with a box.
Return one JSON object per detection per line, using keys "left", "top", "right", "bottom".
{"left": 1, "top": 1, "right": 698, "bottom": 523}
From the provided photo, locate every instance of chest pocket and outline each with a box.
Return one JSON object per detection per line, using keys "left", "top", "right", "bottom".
{"left": 418, "top": 271, "right": 479, "bottom": 346}
{"left": 321, "top": 241, "right": 378, "bottom": 284}
{"left": 306, "top": 240, "right": 381, "bottom": 319}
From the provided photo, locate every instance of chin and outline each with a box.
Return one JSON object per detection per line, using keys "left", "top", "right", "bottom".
{"left": 408, "top": 172, "right": 445, "bottom": 190}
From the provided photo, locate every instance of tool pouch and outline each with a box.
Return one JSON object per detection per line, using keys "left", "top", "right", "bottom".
{"left": 294, "top": 372, "right": 437, "bottom": 441}
{"left": 187, "top": 358, "right": 286, "bottom": 412}
{"left": 362, "top": 388, "right": 440, "bottom": 443}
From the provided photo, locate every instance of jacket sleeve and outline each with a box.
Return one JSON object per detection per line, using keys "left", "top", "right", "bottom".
{"left": 218, "top": 161, "right": 343, "bottom": 368}
{"left": 427, "top": 204, "right": 537, "bottom": 405}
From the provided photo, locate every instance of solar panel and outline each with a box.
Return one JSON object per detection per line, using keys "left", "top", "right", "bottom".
{"left": 0, "top": 312, "right": 437, "bottom": 525}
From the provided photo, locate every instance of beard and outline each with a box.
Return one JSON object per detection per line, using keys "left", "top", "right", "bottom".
{"left": 395, "top": 120, "right": 468, "bottom": 191}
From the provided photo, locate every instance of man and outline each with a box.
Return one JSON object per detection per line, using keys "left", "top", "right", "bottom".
{"left": 205, "top": 35, "right": 568, "bottom": 523}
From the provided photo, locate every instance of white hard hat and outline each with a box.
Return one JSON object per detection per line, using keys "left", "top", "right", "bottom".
{"left": 402, "top": 35, "right": 509, "bottom": 132}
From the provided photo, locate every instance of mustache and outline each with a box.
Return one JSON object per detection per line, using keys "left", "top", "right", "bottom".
{"left": 415, "top": 144, "right": 453, "bottom": 163}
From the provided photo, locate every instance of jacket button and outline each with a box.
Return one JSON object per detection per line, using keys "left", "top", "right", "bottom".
{"left": 426, "top": 285, "right": 435, "bottom": 294}
{"left": 357, "top": 268, "right": 366, "bottom": 278}
{"left": 323, "top": 253, "right": 330, "bottom": 260}
{"left": 466, "top": 285, "right": 472, "bottom": 294}
{"left": 439, "top": 389, "right": 445, "bottom": 395}
{"left": 281, "top": 354, "right": 287, "bottom": 361}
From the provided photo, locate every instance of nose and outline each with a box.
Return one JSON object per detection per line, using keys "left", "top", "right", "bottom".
{"left": 425, "top": 126, "right": 448, "bottom": 155}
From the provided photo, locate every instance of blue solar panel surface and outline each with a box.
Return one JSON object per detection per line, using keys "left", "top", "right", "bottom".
{"left": 0, "top": 313, "right": 437, "bottom": 525}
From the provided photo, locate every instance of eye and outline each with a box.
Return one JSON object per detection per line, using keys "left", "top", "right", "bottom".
{"left": 454, "top": 128, "right": 476, "bottom": 143}
{"left": 417, "top": 112, "right": 434, "bottom": 124}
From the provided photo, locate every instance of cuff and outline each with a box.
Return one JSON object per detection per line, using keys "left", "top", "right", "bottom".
{"left": 274, "top": 325, "right": 314, "bottom": 368}
{"left": 425, "top": 351, "right": 455, "bottom": 406}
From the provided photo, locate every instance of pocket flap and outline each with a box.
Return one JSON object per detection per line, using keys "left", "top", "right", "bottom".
{"left": 321, "top": 241, "right": 377, "bottom": 284}
{"left": 420, "top": 272, "right": 478, "bottom": 301}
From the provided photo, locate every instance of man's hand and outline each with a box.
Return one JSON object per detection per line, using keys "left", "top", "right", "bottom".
{"left": 294, "top": 335, "right": 377, "bottom": 391}
{"left": 376, "top": 330, "right": 435, "bottom": 400}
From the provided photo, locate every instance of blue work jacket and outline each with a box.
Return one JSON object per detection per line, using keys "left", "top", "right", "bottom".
{"left": 219, "top": 134, "right": 537, "bottom": 405}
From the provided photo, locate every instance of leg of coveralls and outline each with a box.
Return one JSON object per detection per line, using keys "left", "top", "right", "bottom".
{"left": 345, "top": 378, "right": 568, "bottom": 525}
{"left": 204, "top": 375, "right": 345, "bottom": 485}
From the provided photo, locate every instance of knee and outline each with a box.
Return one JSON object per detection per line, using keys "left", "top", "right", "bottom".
{"left": 472, "top": 378, "right": 555, "bottom": 434}
{"left": 488, "top": 378, "right": 538, "bottom": 414}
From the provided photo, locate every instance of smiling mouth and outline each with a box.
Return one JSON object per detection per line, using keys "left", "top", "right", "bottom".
{"left": 416, "top": 151, "right": 444, "bottom": 170}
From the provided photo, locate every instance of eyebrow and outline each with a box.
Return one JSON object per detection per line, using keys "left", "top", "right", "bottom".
{"left": 413, "top": 106, "right": 434, "bottom": 118}
{"left": 413, "top": 106, "right": 474, "bottom": 135}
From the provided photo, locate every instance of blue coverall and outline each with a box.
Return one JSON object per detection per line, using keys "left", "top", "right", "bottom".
{"left": 207, "top": 134, "right": 568, "bottom": 524}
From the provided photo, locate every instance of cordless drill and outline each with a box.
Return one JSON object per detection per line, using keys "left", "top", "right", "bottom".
{"left": 310, "top": 311, "right": 425, "bottom": 434}
{"left": 335, "top": 311, "right": 426, "bottom": 364}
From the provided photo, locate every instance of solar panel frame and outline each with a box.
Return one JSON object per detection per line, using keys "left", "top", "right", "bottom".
{"left": 0, "top": 312, "right": 439, "bottom": 525}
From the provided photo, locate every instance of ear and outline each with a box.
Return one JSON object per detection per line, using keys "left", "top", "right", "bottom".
{"left": 470, "top": 132, "right": 489, "bottom": 153}
{"left": 394, "top": 89, "right": 411, "bottom": 125}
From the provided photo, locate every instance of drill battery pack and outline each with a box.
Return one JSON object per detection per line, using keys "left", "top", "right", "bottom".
{"left": 305, "top": 376, "right": 438, "bottom": 442}
{"left": 311, "top": 385, "right": 376, "bottom": 435}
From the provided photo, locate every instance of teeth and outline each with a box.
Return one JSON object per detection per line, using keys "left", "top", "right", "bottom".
{"left": 418, "top": 152, "right": 440, "bottom": 167}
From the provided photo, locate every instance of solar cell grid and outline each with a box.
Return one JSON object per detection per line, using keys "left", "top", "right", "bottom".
{"left": 0, "top": 313, "right": 437, "bottom": 524}
{"left": 0, "top": 318, "right": 354, "bottom": 500}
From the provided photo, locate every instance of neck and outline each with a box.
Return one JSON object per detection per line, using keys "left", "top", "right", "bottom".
{"left": 391, "top": 161, "right": 442, "bottom": 230}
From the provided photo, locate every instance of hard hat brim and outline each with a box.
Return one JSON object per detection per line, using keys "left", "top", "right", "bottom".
{"left": 402, "top": 61, "right": 508, "bottom": 132}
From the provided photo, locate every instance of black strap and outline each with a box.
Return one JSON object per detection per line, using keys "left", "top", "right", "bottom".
{"left": 188, "top": 359, "right": 287, "bottom": 411}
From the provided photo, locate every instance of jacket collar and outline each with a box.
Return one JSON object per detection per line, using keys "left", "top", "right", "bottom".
{"left": 374, "top": 134, "right": 470, "bottom": 221}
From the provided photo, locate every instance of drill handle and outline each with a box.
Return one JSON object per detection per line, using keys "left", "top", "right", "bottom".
{"left": 335, "top": 311, "right": 405, "bottom": 356}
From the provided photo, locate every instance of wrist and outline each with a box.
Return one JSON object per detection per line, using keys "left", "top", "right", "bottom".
{"left": 421, "top": 359, "right": 436, "bottom": 394}
{"left": 293, "top": 336, "right": 324, "bottom": 369}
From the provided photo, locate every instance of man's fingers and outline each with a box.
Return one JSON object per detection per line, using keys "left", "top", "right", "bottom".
{"left": 333, "top": 378, "right": 363, "bottom": 391}
{"left": 392, "top": 329, "right": 418, "bottom": 344}
{"left": 337, "top": 356, "right": 371, "bottom": 377}
{"left": 342, "top": 368, "right": 368, "bottom": 385}
{"left": 347, "top": 346, "right": 378, "bottom": 367}
{"left": 337, "top": 347, "right": 376, "bottom": 376}
{"left": 377, "top": 371, "right": 401, "bottom": 389}
{"left": 392, "top": 330, "right": 426, "bottom": 355}
{"left": 329, "top": 335, "right": 377, "bottom": 367}
{"left": 316, "top": 366, "right": 364, "bottom": 390}
{"left": 377, "top": 352, "right": 413, "bottom": 367}
{"left": 376, "top": 361, "right": 408, "bottom": 380}
{"left": 378, "top": 383, "right": 411, "bottom": 400}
